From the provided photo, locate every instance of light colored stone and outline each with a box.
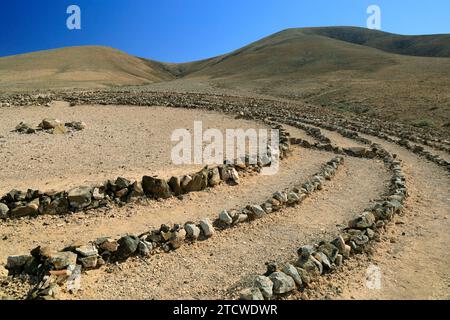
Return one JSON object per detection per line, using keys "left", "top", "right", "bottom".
{"left": 98, "top": 239, "right": 119, "bottom": 252}
{"left": 254, "top": 276, "right": 273, "bottom": 299}
{"left": 185, "top": 224, "right": 201, "bottom": 240}
{"left": 249, "top": 205, "right": 265, "bottom": 219}
{"left": 239, "top": 287, "right": 264, "bottom": 300}
{"left": 219, "top": 210, "right": 233, "bottom": 225}
{"left": 287, "top": 192, "right": 300, "bottom": 205}
{"left": 0, "top": 203, "right": 10, "bottom": 219}
{"left": 199, "top": 218, "right": 215, "bottom": 237}
{"left": 68, "top": 186, "right": 92, "bottom": 209}
{"left": 75, "top": 244, "right": 98, "bottom": 257}
{"left": 282, "top": 264, "right": 302, "bottom": 286}
{"left": 49, "top": 252, "right": 77, "bottom": 270}
{"left": 39, "top": 118, "right": 61, "bottom": 130}
{"left": 79, "top": 255, "right": 97, "bottom": 269}
{"left": 349, "top": 211, "right": 376, "bottom": 229}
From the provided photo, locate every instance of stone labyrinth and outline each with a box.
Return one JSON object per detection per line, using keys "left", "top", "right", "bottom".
{"left": 0, "top": 91, "right": 449, "bottom": 300}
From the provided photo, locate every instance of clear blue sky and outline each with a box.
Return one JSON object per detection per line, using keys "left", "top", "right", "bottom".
{"left": 0, "top": 0, "right": 449, "bottom": 62}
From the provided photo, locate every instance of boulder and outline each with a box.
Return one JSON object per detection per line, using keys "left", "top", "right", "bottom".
{"left": 142, "top": 176, "right": 172, "bottom": 199}
{"left": 169, "top": 229, "right": 186, "bottom": 249}
{"left": 10, "top": 202, "right": 39, "bottom": 218}
{"left": 15, "top": 122, "right": 35, "bottom": 134}
{"left": 287, "top": 192, "right": 300, "bottom": 205}
{"left": 39, "top": 118, "right": 61, "bottom": 130}
{"left": 349, "top": 212, "right": 376, "bottom": 229}
{"left": 318, "top": 243, "right": 339, "bottom": 263}
{"left": 239, "top": 288, "right": 264, "bottom": 300}
{"left": 254, "top": 275, "right": 273, "bottom": 299}
{"left": 314, "top": 252, "right": 331, "bottom": 270}
{"left": 68, "top": 186, "right": 92, "bottom": 210}
{"left": 52, "top": 123, "right": 68, "bottom": 134}
{"left": 344, "top": 147, "right": 366, "bottom": 157}
{"left": 184, "top": 224, "right": 200, "bottom": 240}
{"left": 48, "top": 252, "right": 77, "bottom": 270}
{"left": 296, "top": 255, "right": 322, "bottom": 276}
{"left": 42, "top": 197, "right": 69, "bottom": 215}
{"left": 208, "top": 168, "right": 222, "bottom": 187}
{"left": 92, "top": 188, "right": 105, "bottom": 200}
{"left": 281, "top": 264, "right": 303, "bottom": 286}
{"left": 199, "top": 218, "right": 215, "bottom": 238}
{"left": 222, "top": 167, "right": 240, "bottom": 184}
{"left": 117, "top": 236, "right": 140, "bottom": 259}
{"left": 273, "top": 191, "right": 288, "bottom": 203}
{"left": 115, "top": 177, "right": 131, "bottom": 190}
{"left": 219, "top": 210, "right": 233, "bottom": 225}
{"left": 297, "top": 245, "right": 315, "bottom": 258}
{"left": 185, "top": 168, "right": 209, "bottom": 192}
{"left": 180, "top": 175, "right": 193, "bottom": 193}
{"left": 168, "top": 176, "right": 182, "bottom": 196}
{"left": 295, "top": 268, "right": 311, "bottom": 286}
{"left": 138, "top": 241, "right": 152, "bottom": 257}
{"left": 269, "top": 272, "right": 296, "bottom": 294}
{"left": 65, "top": 121, "right": 86, "bottom": 131}
{"left": 331, "top": 235, "right": 347, "bottom": 255}
{"left": 128, "top": 182, "right": 144, "bottom": 199}
{"left": 97, "top": 238, "right": 119, "bottom": 252}
{"left": 75, "top": 244, "right": 98, "bottom": 257}
{"left": 0, "top": 203, "right": 10, "bottom": 219}
{"left": 248, "top": 205, "right": 266, "bottom": 219}
{"left": 79, "top": 256, "right": 97, "bottom": 269}
{"left": 6, "top": 255, "right": 32, "bottom": 271}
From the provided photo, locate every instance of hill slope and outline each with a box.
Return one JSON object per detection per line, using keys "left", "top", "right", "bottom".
{"left": 303, "top": 26, "right": 450, "bottom": 58}
{"left": 166, "top": 27, "right": 450, "bottom": 127}
{"left": 0, "top": 46, "right": 174, "bottom": 90}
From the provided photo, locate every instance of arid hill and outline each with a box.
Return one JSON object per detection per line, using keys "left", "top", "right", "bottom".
{"left": 0, "top": 46, "right": 174, "bottom": 90}
{"left": 1, "top": 27, "right": 449, "bottom": 128}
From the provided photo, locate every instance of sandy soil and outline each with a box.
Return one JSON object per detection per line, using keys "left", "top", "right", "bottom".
{"left": 0, "top": 103, "right": 267, "bottom": 194}
{"left": 0, "top": 101, "right": 448, "bottom": 301}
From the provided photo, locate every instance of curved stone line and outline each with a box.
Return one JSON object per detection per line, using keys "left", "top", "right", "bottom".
{"left": 5, "top": 155, "right": 344, "bottom": 300}
{"left": 237, "top": 128, "right": 407, "bottom": 300}
{"left": 292, "top": 116, "right": 450, "bottom": 172}
{"left": 0, "top": 124, "right": 291, "bottom": 220}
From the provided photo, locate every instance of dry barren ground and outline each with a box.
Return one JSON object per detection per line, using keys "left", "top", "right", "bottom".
{"left": 0, "top": 103, "right": 266, "bottom": 194}
{"left": 0, "top": 99, "right": 448, "bottom": 301}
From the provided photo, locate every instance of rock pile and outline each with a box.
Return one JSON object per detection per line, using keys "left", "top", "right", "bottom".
{"left": 13, "top": 119, "right": 86, "bottom": 135}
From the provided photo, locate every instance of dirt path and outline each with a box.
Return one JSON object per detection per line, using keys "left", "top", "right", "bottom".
{"left": 0, "top": 147, "right": 331, "bottom": 263}
{"left": 308, "top": 133, "right": 450, "bottom": 300}
{"left": 306, "top": 124, "right": 367, "bottom": 149}
{"left": 71, "top": 155, "right": 389, "bottom": 300}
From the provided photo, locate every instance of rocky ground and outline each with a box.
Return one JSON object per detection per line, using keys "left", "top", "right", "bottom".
{"left": 0, "top": 90, "right": 448, "bottom": 300}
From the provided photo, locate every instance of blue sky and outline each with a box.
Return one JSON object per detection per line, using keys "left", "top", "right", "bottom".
{"left": 0, "top": 0, "right": 449, "bottom": 62}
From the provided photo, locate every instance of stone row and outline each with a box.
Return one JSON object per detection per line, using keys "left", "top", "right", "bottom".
{"left": 296, "top": 116, "right": 450, "bottom": 172}
{"left": 0, "top": 124, "right": 291, "bottom": 221}
{"left": 4, "top": 155, "right": 340, "bottom": 300}
{"left": 239, "top": 139, "right": 407, "bottom": 300}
